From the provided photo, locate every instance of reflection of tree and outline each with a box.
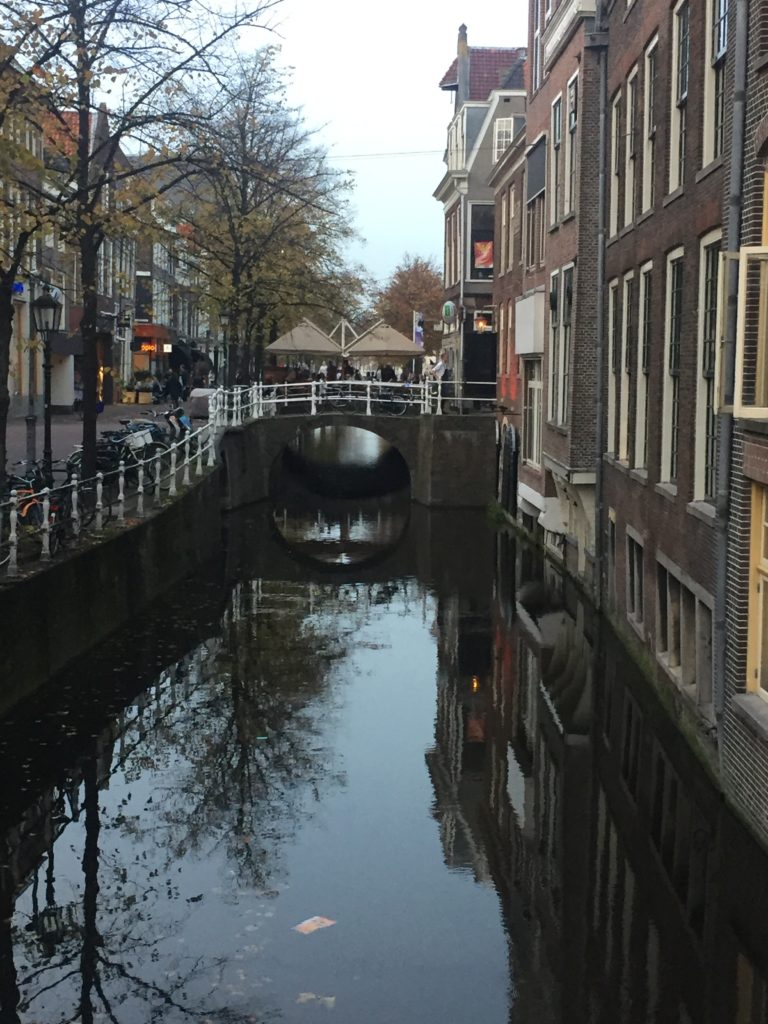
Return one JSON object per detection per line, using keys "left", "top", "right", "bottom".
{"left": 7, "top": 578, "right": 351, "bottom": 1021}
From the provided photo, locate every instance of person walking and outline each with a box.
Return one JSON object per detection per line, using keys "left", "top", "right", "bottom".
{"left": 431, "top": 351, "right": 448, "bottom": 412}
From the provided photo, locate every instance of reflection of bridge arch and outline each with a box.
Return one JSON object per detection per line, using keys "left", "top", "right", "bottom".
{"left": 217, "top": 411, "right": 497, "bottom": 509}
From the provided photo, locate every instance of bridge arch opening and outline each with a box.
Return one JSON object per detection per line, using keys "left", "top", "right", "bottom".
{"left": 269, "top": 424, "right": 410, "bottom": 567}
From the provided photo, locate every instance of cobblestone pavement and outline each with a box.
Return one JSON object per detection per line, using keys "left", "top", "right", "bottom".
{"left": 4, "top": 402, "right": 176, "bottom": 469}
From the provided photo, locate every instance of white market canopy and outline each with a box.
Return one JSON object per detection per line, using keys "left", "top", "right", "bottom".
{"left": 345, "top": 321, "right": 423, "bottom": 359}
{"left": 265, "top": 319, "right": 341, "bottom": 356}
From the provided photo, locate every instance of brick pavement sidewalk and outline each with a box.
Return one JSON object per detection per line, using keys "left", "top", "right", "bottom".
{"left": 4, "top": 402, "right": 174, "bottom": 469}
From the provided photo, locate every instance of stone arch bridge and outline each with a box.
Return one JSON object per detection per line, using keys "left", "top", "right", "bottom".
{"left": 217, "top": 411, "right": 497, "bottom": 510}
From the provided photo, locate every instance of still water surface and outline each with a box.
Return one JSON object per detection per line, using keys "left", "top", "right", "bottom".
{"left": 2, "top": 436, "right": 768, "bottom": 1022}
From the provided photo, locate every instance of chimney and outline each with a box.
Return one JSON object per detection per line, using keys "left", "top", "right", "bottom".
{"left": 457, "top": 24, "right": 470, "bottom": 107}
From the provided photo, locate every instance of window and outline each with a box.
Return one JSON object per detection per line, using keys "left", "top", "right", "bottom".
{"left": 662, "top": 251, "right": 684, "bottom": 483}
{"left": 657, "top": 560, "right": 714, "bottom": 706}
{"left": 523, "top": 359, "right": 543, "bottom": 466}
{"left": 509, "top": 185, "right": 516, "bottom": 268}
{"left": 532, "top": 0, "right": 542, "bottom": 92}
{"left": 549, "top": 271, "right": 560, "bottom": 421}
{"left": 643, "top": 38, "right": 658, "bottom": 211}
{"left": 551, "top": 96, "right": 562, "bottom": 224}
{"left": 749, "top": 484, "right": 768, "bottom": 701}
{"left": 635, "top": 263, "right": 653, "bottom": 469}
{"left": 620, "top": 273, "right": 634, "bottom": 461}
{"left": 625, "top": 70, "right": 638, "bottom": 226}
{"left": 525, "top": 140, "right": 547, "bottom": 270}
{"left": 695, "top": 234, "right": 721, "bottom": 501}
{"left": 500, "top": 192, "right": 508, "bottom": 274}
{"left": 608, "top": 280, "right": 620, "bottom": 456}
{"left": 670, "top": 1, "right": 690, "bottom": 193}
{"left": 561, "top": 267, "right": 573, "bottom": 425}
{"left": 564, "top": 75, "right": 579, "bottom": 215}
{"left": 494, "top": 117, "right": 514, "bottom": 162}
{"left": 704, "top": 0, "right": 728, "bottom": 164}
{"left": 627, "top": 533, "right": 645, "bottom": 626}
{"left": 469, "top": 204, "right": 494, "bottom": 280}
{"left": 499, "top": 303, "right": 507, "bottom": 377}
{"left": 621, "top": 695, "right": 642, "bottom": 797}
{"left": 610, "top": 93, "right": 622, "bottom": 237}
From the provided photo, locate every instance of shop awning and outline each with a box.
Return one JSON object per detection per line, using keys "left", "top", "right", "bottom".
{"left": 133, "top": 322, "right": 170, "bottom": 341}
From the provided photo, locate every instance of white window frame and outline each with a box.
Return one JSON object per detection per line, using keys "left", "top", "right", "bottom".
{"left": 703, "top": 0, "right": 728, "bottom": 166}
{"left": 694, "top": 230, "right": 722, "bottom": 501}
{"left": 608, "top": 279, "right": 619, "bottom": 456}
{"left": 634, "top": 261, "right": 653, "bottom": 469}
{"left": 669, "top": 0, "right": 690, "bottom": 194}
{"left": 661, "top": 248, "right": 685, "bottom": 484}
{"left": 550, "top": 95, "right": 562, "bottom": 226}
{"left": 642, "top": 37, "right": 658, "bottom": 212}
{"left": 523, "top": 358, "right": 543, "bottom": 467}
{"left": 549, "top": 270, "right": 560, "bottom": 422}
{"left": 494, "top": 117, "right": 514, "bottom": 162}
{"left": 624, "top": 68, "right": 638, "bottom": 227}
{"left": 610, "top": 92, "right": 622, "bottom": 237}
{"left": 619, "top": 272, "right": 634, "bottom": 462}
{"left": 564, "top": 73, "right": 579, "bottom": 215}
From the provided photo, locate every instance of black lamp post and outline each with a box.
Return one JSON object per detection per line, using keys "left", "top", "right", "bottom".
{"left": 219, "top": 308, "right": 230, "bottom": 386}
{"left": 31, "top": 286, "right": 63, "bottom": 486}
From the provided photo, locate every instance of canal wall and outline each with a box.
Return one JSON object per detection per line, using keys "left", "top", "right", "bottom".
{"left": 217, "top": 413, "right": 498, "bottom": 510}
{"left": 0, "top": 469, "right": 222, "bottom": 713}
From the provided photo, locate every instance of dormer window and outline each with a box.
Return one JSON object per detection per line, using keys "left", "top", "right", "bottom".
{"left": 494, "top": 118, "right": 514, "bottom": 162}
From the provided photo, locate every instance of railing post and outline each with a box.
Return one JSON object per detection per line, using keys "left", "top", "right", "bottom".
{"left": 137, "top": 463, "right": 145, "bottom": 518}
{"left": 8, "top": 492, "right": 18, "bottom": 577}
{"left": 311, "top": 380, "right": 317, "bottom": 415}
{"left": 195, "top": 432, "right": 204, "bottom": 476}
{"left": 157, "top": 449, "right": 167, "bottom": 504}
{"left": 250, "top": 383, "right": 258, "bottom": 420}
{"left": 183, "top": 437, "right": 191, "bottom": 487}
{"left": 209, "top": 391, "right": 218, "bottom": 430}
{"left": 169, "top": 444, "right": 178, "bottom": 497}
{"left": 41, "top": 488, "right": 51, "bottom": 560}
{"left": 71, "top": 474, "right": 80, "bottom": 538}
{"left": 118, "top": 460, "right": 126, "bottom": 524}
{"left": 436, "top": 380, "right": 443, "bottom": 415}
{"left": 366, "top": 381, "right": 372, "bottom": 416}
{"left": 95, "top": 473, "right": 104, "bottom": 533}
{"left": 206, "top": 423, "right": 216, "bottom": 468}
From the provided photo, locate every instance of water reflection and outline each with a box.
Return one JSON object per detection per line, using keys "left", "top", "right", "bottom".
{"left": 2, "top": 515, "right": 768, "bottom": 1021}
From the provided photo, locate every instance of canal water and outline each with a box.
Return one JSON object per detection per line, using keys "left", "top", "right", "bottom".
{"left": 2, "top": 427, "right": 768, "bottom": 1022}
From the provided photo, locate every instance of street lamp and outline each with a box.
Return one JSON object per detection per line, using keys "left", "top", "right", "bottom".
{"left": 219, "top": 308, "right": 230, "bottom": 385}
{"left": 31, "top": 286, "right": 63, "bottom": 486}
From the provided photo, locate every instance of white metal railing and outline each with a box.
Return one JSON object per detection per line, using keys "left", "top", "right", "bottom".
{"left": 209, "top": 379, "right": 497, "bottom": 428}
{"left": 0, "top": 420, "right": 216, "bottom": 578}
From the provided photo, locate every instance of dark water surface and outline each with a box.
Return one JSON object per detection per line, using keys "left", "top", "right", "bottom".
{"left": 3, "top": 458, "right": 768, "bottom": 1021}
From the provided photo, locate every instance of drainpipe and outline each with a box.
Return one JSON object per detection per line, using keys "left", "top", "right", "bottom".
{"left": 587, "top": 8, "right": 609, "bottom": 610}
{"left": 714, "top": 0, "right": 748, "bottom": 727}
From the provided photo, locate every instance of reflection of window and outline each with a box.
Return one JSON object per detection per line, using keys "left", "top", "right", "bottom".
{"left": 523, "top": 358, "right": 542, "bottom": 466}
{"left": 627, "top": 533, "right": 644, "bottom": 625}
{"left": 469, "top": 203, "right": 494, "bottom": 280}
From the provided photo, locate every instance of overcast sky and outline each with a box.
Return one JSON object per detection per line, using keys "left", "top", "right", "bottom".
{"left": 261, "top": 0, "right": 528, "bottom": 287}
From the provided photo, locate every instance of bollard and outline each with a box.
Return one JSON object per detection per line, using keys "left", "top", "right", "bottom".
{"left": 71, "top": 474, "right": 80, "bottom": 538}
{"left": 40, "top": 488, "right": 51, "bottom": 560}
{"left": 169, "top": 444, "right": 178, "bottom": 497}
{"left": 118, "top": 460, "right": 126, "bottom": 524}
{"left": 8, "top": 492, "right": 18, "bottom": 577}
{"left": 137, "top": 463, "right": 145, "bottom": 518}
{"left": 95, "top": 472, "right": 104, "bottom": 533}
{"left": 183, "top": 437, "right": 191, "bottom": 487}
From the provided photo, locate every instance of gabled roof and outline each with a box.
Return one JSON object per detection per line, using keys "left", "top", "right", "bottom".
{"left": 439, "top": 47, "right": 526, "bottom": 102}
{"left": 346, "top": 322, "right": 422, "bottom": 357}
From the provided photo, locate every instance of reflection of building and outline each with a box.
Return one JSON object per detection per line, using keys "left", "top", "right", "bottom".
{"left": 427, "top": 589, "right": 493, "bottom": 878}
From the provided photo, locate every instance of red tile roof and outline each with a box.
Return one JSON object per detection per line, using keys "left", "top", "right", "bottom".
{"left": 439, "top": 47, "right": 527, "bottom": 101}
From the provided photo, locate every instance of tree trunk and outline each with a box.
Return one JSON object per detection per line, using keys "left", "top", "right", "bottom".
{"left": 79, "top": 241, "right": 100, "bottom": 479}
{"left": 0, "top": 278, "right": 13, "bottom": 492}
